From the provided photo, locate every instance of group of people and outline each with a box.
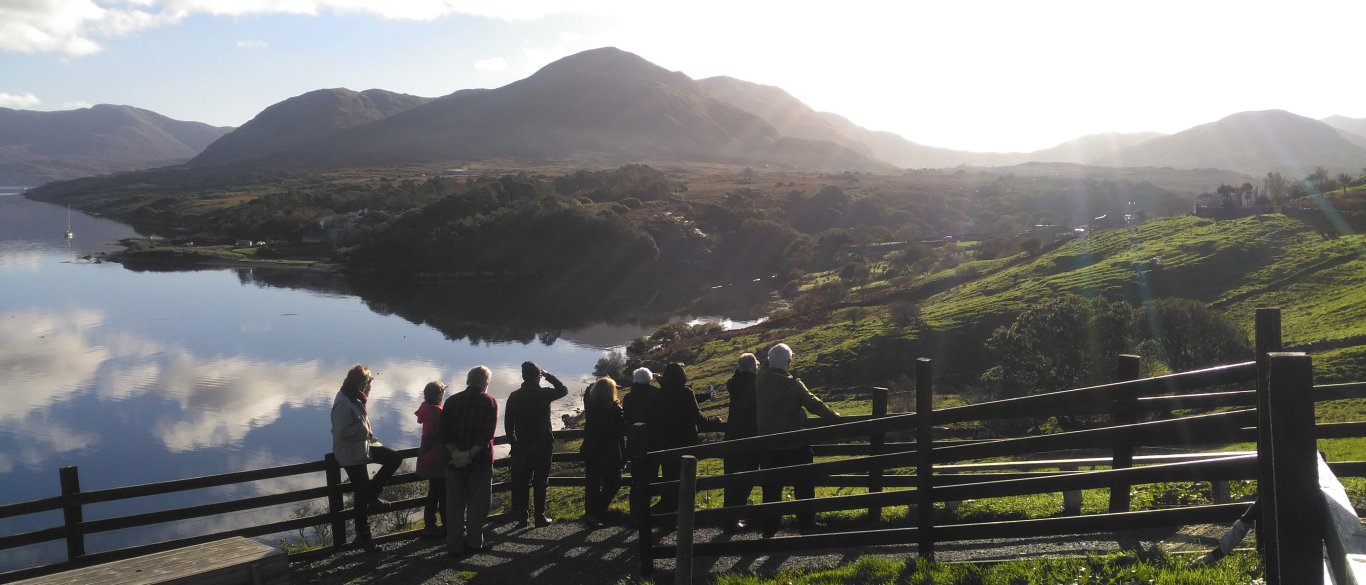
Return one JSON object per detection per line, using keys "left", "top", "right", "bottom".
{"left": 327, "top": 341, "right": 839, "bottom": 558}
{"left": 330, "top": 360, "right": 567, "bottom": 555}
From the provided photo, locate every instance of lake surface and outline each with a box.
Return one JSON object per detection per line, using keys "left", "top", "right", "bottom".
{"left": 0, "top": 192, "right": 769, "bottom": 569}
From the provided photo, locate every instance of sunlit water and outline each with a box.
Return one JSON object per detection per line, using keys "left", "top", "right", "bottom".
{"left": 0, "top": 192, "right": 769, "bottom": 569}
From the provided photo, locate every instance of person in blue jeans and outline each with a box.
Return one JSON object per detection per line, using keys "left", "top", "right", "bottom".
{"left": 330, "top": 365, "right": 402, "bottom": 550}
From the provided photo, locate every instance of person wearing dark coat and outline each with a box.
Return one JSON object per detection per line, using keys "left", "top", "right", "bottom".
{"left": 722, "top": 353, "right": 760, "bottom": 531}
{"left": 622, "top": 367, "right": 656, "bottom": 427}
{"left": 756, "top": 343, "right": 840, "bottom": 537}
{"left": 620, "top": 367, "right": 660, "bottom": 497}
{"left": 579, "top": 377, "right": 626, "bottom": 526}
{"left": 650, "top": 362, "right": 716, "bottom": 512}
{"left": 504, "top": 361, "right": 568, "bottom": 527}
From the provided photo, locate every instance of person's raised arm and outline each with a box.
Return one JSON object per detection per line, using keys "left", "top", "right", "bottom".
{"left": 542, "top": 371, "right": 569, "bottom": 401}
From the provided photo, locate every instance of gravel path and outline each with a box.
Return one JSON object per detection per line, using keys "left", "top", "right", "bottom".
{"left": 290, "top": 516, "right": 1183, "bottom": 584}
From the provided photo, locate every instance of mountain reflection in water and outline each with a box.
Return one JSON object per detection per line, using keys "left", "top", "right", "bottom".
{"left": 0, "top": 195, "right": 776, "bottom": 569}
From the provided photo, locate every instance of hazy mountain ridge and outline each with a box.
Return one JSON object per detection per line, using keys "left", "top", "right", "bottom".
{"left": 1092, "top": 110, "right": 1366, "bottom": 176}
{"left": 1323, "top": 115, "right": 1366, "bottom": 149}
{"left": 189, "top": 88, "right": 433, "bottom": 167}
{"left": 265, "top": 48, "right": 885, "bottom": 171}
{"left": 0, "top": 104, "right": 232, "bottom": 184}
{"left": 11, "top": 47, "right": 1366, "bottom": 185}
{"left": 698, "top": 75, "right": 1166, "bottom": 169}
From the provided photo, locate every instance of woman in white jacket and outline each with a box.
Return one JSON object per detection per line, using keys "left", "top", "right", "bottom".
{"left": 330, "top": 365, "right": 402, "bottom": 549}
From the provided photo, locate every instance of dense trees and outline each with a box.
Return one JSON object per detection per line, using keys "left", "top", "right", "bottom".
{"left": 982, "top": 294, "right": 1249, "bottom": 399}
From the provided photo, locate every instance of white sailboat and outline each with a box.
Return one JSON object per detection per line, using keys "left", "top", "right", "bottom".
{"left": 65, "top": 205, "right": 74, "bottom": 239}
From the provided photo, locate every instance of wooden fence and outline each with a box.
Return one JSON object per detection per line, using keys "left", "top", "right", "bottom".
{"left": 632, "top": 308, "right": 1366, "bottom": 585}
{"left": 2, "top": 306, "right": 1364, "bottom": 585}
{"left": 0, "top": 429, "right": 602, "bottom": 582}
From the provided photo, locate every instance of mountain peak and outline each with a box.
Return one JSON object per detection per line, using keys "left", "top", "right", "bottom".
{"left": 523, "top": 47, "right": 691, "bottom": 90}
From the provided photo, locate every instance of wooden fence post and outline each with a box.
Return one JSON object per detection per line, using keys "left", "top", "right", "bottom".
{"left": 1254, "top": 307, "right": 1282, "bottom": 569}
{"left": 324, "top": 453, "right": 346, "bottom": 549}
{"left": 1263, "top": 352, "right": 1319, "bottom": 584}
{"left": 1108, "top": 354, "right": 1141, "bottom": 513}
{"left": 915, "top": 358, "right": 935, "bottom": 561}
{"left": 628, "top": 422, "right": 654, "bottom": 578}
{"left": 59, "top": 465, "right": 84, "bottom": 562}
{"left": 868, "top": 387, "right": 888, "bottom": 523}
{"left": 675, "top": 456, "right": 698, "bottom": 585}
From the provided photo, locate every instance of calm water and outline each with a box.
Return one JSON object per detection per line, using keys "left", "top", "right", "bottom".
{"left": 0, "top": 192, "right": 769, "bottom": 568}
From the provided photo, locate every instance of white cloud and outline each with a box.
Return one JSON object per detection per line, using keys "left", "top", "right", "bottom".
{"left": 235, "top": 39, "right": 268, "bottom": 49}
{"left": 473, "top": 56, "right": 506, "bottom": 71}
{"left": 0, "top": 0, "right": 628, "bottom": 56}
{"left": 0, "top": 92, "right": 41, "bottom": 108}
{"left": 0, "top": 308, "right": 110, "bottom": 421}
{"left": 60, "top": 100, "right": 93, "bottom": 110}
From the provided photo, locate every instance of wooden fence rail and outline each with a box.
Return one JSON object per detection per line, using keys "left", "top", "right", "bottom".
{"left": 4, "top": 307, "right": 1364, "bottom": 584}
{"left": 637, "top": 310, "right": 1357, "bottom": 585}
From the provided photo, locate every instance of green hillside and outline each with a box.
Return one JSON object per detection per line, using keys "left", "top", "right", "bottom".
{"left": 671, "top": 213, "right": 1364, "bottom": 391}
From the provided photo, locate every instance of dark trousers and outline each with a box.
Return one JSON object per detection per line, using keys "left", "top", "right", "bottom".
{"left": 723, "top": 451, "right": 759, "bottom": 521}
{"left": 583, "top": 455, "right": 622, "bottom": 519}
{"left": 759, "top": 446, "right": 815, "bottom": 533}
{"left": 510, "top": 442, "right": 553, "bottom": 516}
{"left": 654, "top": 456, "right": 680, "bottom": 511}
{"left": 423, "top": 476, "right": 447, "bottom": 530}
{"left": 342, "top": 445, "right": 402, "bottom": 540}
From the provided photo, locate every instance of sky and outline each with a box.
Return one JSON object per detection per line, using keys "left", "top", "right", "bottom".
{"left": 1, "top": 0, "right": 1363, "bottom": 153}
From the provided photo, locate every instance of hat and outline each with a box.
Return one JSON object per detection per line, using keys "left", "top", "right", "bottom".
{"left": 768, "top": 343, "right": 793, "bottom": 371}
{"left": 632, "top": 367, "right": 653, "bottom": 384}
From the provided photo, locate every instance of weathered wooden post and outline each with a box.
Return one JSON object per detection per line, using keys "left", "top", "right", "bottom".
{"left": 1108, "top": 354, "right": 1141, "bottom": 513}
{"left": 915, "top": 358, "right": 935, "bottom": 561}
{"left": 868, "top": 387, "right": 888, "bottom": 522}
{"left": 323, "top": 453, "right": 346, "bottom": 549}
{"left": 628, "top": 422, "right": 655, "bottom": 578}
{"left": 1254, "top": 307, "right": 1282, "bottom": 569}
{"left": 675, "top": 455, "right": 698, "bottom": 585}
{"left": 1262, "top": 352, "right": 1319, "bottom": 584}
{"left": 59, "top": 465, "right": 84, "bottom": 562}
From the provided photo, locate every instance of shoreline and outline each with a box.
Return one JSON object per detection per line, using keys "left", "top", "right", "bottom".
{"left": 109, "top": 247, "right": 342, "bottom": 273}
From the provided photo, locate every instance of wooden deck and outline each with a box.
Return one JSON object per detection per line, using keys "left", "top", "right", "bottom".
{"left": 13, "top": 537, "right": 288, "bottom": 585}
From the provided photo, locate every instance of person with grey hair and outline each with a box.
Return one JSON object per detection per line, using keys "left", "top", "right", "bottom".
{"left": 440, "top": 365, "right": 498, "bottom": 556}
{"left": 722, "top": 353, "right": 760, "bottom": 531}
{"left": 620, "top": 367, "right": 660, "bottom": 500}
{"left": 756, "top": 343, "right": 839, "bottom": 537}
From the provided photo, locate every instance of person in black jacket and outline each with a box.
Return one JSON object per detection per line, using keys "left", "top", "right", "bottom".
{"left": 722, "top": 353, "right": 759, "bottom": 531}
{"left": 504, "top": 361, "right": 568, "bottom": 527}
{"left": 650, "top": 362, "right": 717, "bottom": 512}
{"left": 580, "top": 377, "right": 626, "bottom": 527}
{"left": 621, "top": 367, "right": 656, "bottom": 426}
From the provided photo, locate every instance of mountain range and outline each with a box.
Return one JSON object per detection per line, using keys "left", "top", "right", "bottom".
{"left": 0, "top": 105, "right": 231, "bottom": 185}
{"left": 7, "top": 47, "right": 1366, "bottom": 185}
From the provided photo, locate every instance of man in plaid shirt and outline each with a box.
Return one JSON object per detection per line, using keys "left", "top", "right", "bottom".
{"left": 441, "top": 365, "right": 499, "bottom": 556}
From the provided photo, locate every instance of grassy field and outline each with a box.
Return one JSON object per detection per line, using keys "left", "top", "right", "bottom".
{"left": 701, "top": 551, "right": 1262, "bottom": 585}
{"left": 665, "top": 215, "right": 1364, "bottom": 405}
